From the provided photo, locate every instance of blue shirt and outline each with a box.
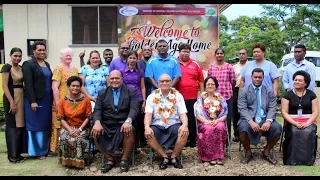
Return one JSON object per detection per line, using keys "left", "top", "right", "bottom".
{"left": 109, "top": 57, "right": 127, "bottom": 72}
{"left": 145, "top": 54, "right": 181, "bottom": 84}
{"left": 282, "top": 59, "right": 316, "bottom": 91}
{"left": 240, "top": 60, "right": 280, "bottom": 89}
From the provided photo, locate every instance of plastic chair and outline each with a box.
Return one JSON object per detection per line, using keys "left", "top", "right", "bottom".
{"left": 193, "top": 102, "right": 232, "bottom": 160}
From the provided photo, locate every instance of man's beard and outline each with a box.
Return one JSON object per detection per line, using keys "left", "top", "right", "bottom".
{"left": 144, "top": 56, "right": 151, "bottom": 60}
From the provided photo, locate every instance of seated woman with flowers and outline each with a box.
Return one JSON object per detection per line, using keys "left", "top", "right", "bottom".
{"left": 195, "top": 76, "right": 228, "bottom": 165}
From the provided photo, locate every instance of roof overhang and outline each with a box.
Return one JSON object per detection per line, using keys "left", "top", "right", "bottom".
{"left": 219, "top": 4, "right": 232, "bottom": 14}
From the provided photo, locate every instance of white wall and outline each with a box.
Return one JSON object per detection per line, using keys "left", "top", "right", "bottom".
{"left": 3, "top": 4, "right": 119, "bottom": 70}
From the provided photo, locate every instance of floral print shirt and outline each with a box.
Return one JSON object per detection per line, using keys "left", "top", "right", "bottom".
{"left": 145, "top": 88, "right": 187, "bottom": 129}
{"left": 79, "top": 65, "right": 109, "bottom": 98}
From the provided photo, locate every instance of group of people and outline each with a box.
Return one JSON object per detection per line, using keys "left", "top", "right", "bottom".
{"left": 1, "top": 39, "right": 318, "bottom": 173}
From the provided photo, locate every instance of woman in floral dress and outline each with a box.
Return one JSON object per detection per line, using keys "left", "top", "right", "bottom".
{"left": 79, "top": 50, "right": 109, "bottom": 102}
{"left": 50, "top": 48, "right": 79, "bottom": 153}
{"left": 195, "top": 76, "right": 228, "bottom": 165}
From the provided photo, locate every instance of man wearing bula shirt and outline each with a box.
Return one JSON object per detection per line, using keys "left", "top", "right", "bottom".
{"left": 176, "top": 43, "right": 204, "bottom": 147}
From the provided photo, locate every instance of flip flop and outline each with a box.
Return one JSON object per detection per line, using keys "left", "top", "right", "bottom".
{"left": 39, "top": 156, "right": 46, "bottom": 160}
{"left": 19, "top": 156, "right": 27, "bottom": 162}
{"left": 209, "top": 160, "right": 217, "bottom": 165}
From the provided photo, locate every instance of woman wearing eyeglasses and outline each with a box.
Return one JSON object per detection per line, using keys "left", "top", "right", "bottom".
{"left": 195, "top": 76, "right": 228, "bottom": 165}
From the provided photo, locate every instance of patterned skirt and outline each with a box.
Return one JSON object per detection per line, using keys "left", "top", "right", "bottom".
{"left": 58, "top": 127, "right": 89, "bottom": 169}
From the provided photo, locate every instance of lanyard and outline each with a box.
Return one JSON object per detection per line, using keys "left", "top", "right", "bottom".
{"left": 293, "top": 89, "right": 306, "bottom": 108}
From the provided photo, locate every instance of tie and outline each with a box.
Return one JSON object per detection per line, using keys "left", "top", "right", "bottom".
{"left": 113, "top": 89, "right": 120, "bottom": 108}
{"left": 255, "top": 87, "right": 262, "bottom": 124}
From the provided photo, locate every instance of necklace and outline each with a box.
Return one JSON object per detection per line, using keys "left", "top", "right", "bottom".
{"left": 153, "top": 88, "right": 177, "bottom": 124}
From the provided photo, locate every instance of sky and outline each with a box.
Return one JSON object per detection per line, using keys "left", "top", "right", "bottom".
{"left": 221, "top": 4, "right": 265, "bottom": 20}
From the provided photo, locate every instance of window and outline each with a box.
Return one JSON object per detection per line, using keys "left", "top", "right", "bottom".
{"left": 72, "top": 6, "right": 118, "bottom": 45}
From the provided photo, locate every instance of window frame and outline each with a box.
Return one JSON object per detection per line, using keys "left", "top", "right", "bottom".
{"left": 69, "top": 4, "right": 119, "bottom": 47}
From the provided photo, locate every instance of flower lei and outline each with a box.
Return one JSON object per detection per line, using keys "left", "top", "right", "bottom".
{"left": 200, "top": 91, "right": 223, "bottom": 119}
{"left": 153, "top": 88, "right": 177, "bottom": 124}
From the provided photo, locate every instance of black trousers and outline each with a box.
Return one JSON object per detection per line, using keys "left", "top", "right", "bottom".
{"left": 185, "top": 99, "right": 197, "bottom": 144}
{"left": 135, "top": 101, "right": 147, "bottom": 148}
{"left": 226, "top": 97, "right": 233, "bottom": 140}
{"left": 232, "top": 87, "right": 240, "bottom": 137}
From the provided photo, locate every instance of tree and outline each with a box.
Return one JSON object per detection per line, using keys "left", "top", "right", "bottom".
{"left": 261, "top": 4, "right": 320, "bottom": 51}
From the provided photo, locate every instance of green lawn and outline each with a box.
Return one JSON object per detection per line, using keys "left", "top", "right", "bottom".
{"left": 0, "top": 132, "right": 65, "bottom": 176}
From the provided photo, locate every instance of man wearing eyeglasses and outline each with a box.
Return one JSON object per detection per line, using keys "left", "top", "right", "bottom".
{"left": 232, "top": 48, "right": 249, "bottom": 142}
{"left": 282, "top": 44, "right": 316, "bottom": 91}
{"left": 145, "top": 39, "right": 181, "bottom": 91}
{"left": 109, "top": 42, "right": 130, "bottom": 72}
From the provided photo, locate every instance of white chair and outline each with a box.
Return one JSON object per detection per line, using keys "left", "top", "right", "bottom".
{"left": 193, "top": 102, "right": 232, "bottom": 160}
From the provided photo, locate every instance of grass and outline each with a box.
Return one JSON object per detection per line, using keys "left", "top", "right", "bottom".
{"left": 0, "top": 132, "right": 65, "bottom": 176}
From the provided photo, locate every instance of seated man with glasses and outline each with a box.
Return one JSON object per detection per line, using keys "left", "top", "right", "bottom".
{"left": 91, "top": 70, "right": 139, "bottom": 173}
{"left": 145, "top": 39, "right": 181, "bottom": 91}
{"left": 144, "top": 74, "right": 189, "bottom": 169}
{"left": 238, "top": 68, "right": 282, "bottom": 165}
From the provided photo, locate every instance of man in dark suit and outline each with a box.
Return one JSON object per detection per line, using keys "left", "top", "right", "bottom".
{"left": 91, "top": 70, "right": 139, "bottom": 173}
{"left": 238, "top": 68, "right": 282, "bottom": 165}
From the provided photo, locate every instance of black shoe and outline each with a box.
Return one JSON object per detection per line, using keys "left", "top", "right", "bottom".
{"left": 232, "top": 136, "right": 240, "bottom": 142}
{"left": 240, "top": 153, "right": 253, "bottom": 164}
{"left": 262, "top": 153, "right": 277, "bottom": 165}
{"left": 159, "top": 157, "right": 169, "bottom": 169}
{"left": 119, "top": 160, "right": 129, "bottom": 172}
{"left": 171, "top": 157, "right": 183, "bottom": 169}
{"left": 101, "top": 159, "right": 115, "bottom": 173}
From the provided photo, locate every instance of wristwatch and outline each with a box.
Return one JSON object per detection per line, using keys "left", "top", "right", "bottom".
{"left": 125, "top": 119, "right": 132, "bottom": 124}
{"left": 78, "top": 127, "right": 83, "bottom": 132}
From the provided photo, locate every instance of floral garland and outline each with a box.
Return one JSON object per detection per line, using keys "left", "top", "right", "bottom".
{"left": 200, "top": 91, "right": 223, "bottom": 119}
{"left": 153, "top": 88, "right": 177, "bottom": 124}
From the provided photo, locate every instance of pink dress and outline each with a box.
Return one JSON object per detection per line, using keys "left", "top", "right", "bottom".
{"left": 195, "top": 92, "right": 228, "bottom": 161}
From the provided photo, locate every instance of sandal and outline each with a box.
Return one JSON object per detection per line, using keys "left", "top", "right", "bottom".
{"left": 8, "top": 157, "right": 20, "bottom": 163}
{"left": 209, "top": 160, "right": 217, "bottom": 165}
{"left": 101, "top": 159, "right": 115, "bottom": 173}
{"left": 39, "top": 156, "right": 46, "bottom": 160}
{"left": 170, "top": 156, "right": 182, "bottom": 169}
{"left": 19, "top": 155, "right": 27, "bottom": 162}
{"left": 159, "top": 157, "right": 169, "bottom": 169}
{"left": 120, "top": 159, "right": 129, "bottom": 172}
{"left": 216, "top": 159, "right": 224, "bottom": 165}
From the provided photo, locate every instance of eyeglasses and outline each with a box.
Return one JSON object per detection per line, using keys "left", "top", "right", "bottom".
{"left": 159, "top": 80, "right": 171, "bottom": 83}
{"left": 294, "top": 51, "right": 303, "bottom": 53}
{"left": 206, "top": 83, "right": 215, "bottom": 87}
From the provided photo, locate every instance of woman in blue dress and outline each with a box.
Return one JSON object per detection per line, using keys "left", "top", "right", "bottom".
{"left": 22, "top": 41, "right": 53, "bottom": 160}
{"left": 239, "top": 42, "right": 280, "bottom": 97}
{"left": 79, "top": 50, "right": 109, "bottom": 102}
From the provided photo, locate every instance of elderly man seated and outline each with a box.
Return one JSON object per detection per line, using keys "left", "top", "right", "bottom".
{"left": 238, "top": 68, "right": 282, "bottom": 165}
{"left": 91, "top": 70, "right": 139, "bottom": 173}
{"left": 144, "top": 74, "right": 189, "bottom": 169}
